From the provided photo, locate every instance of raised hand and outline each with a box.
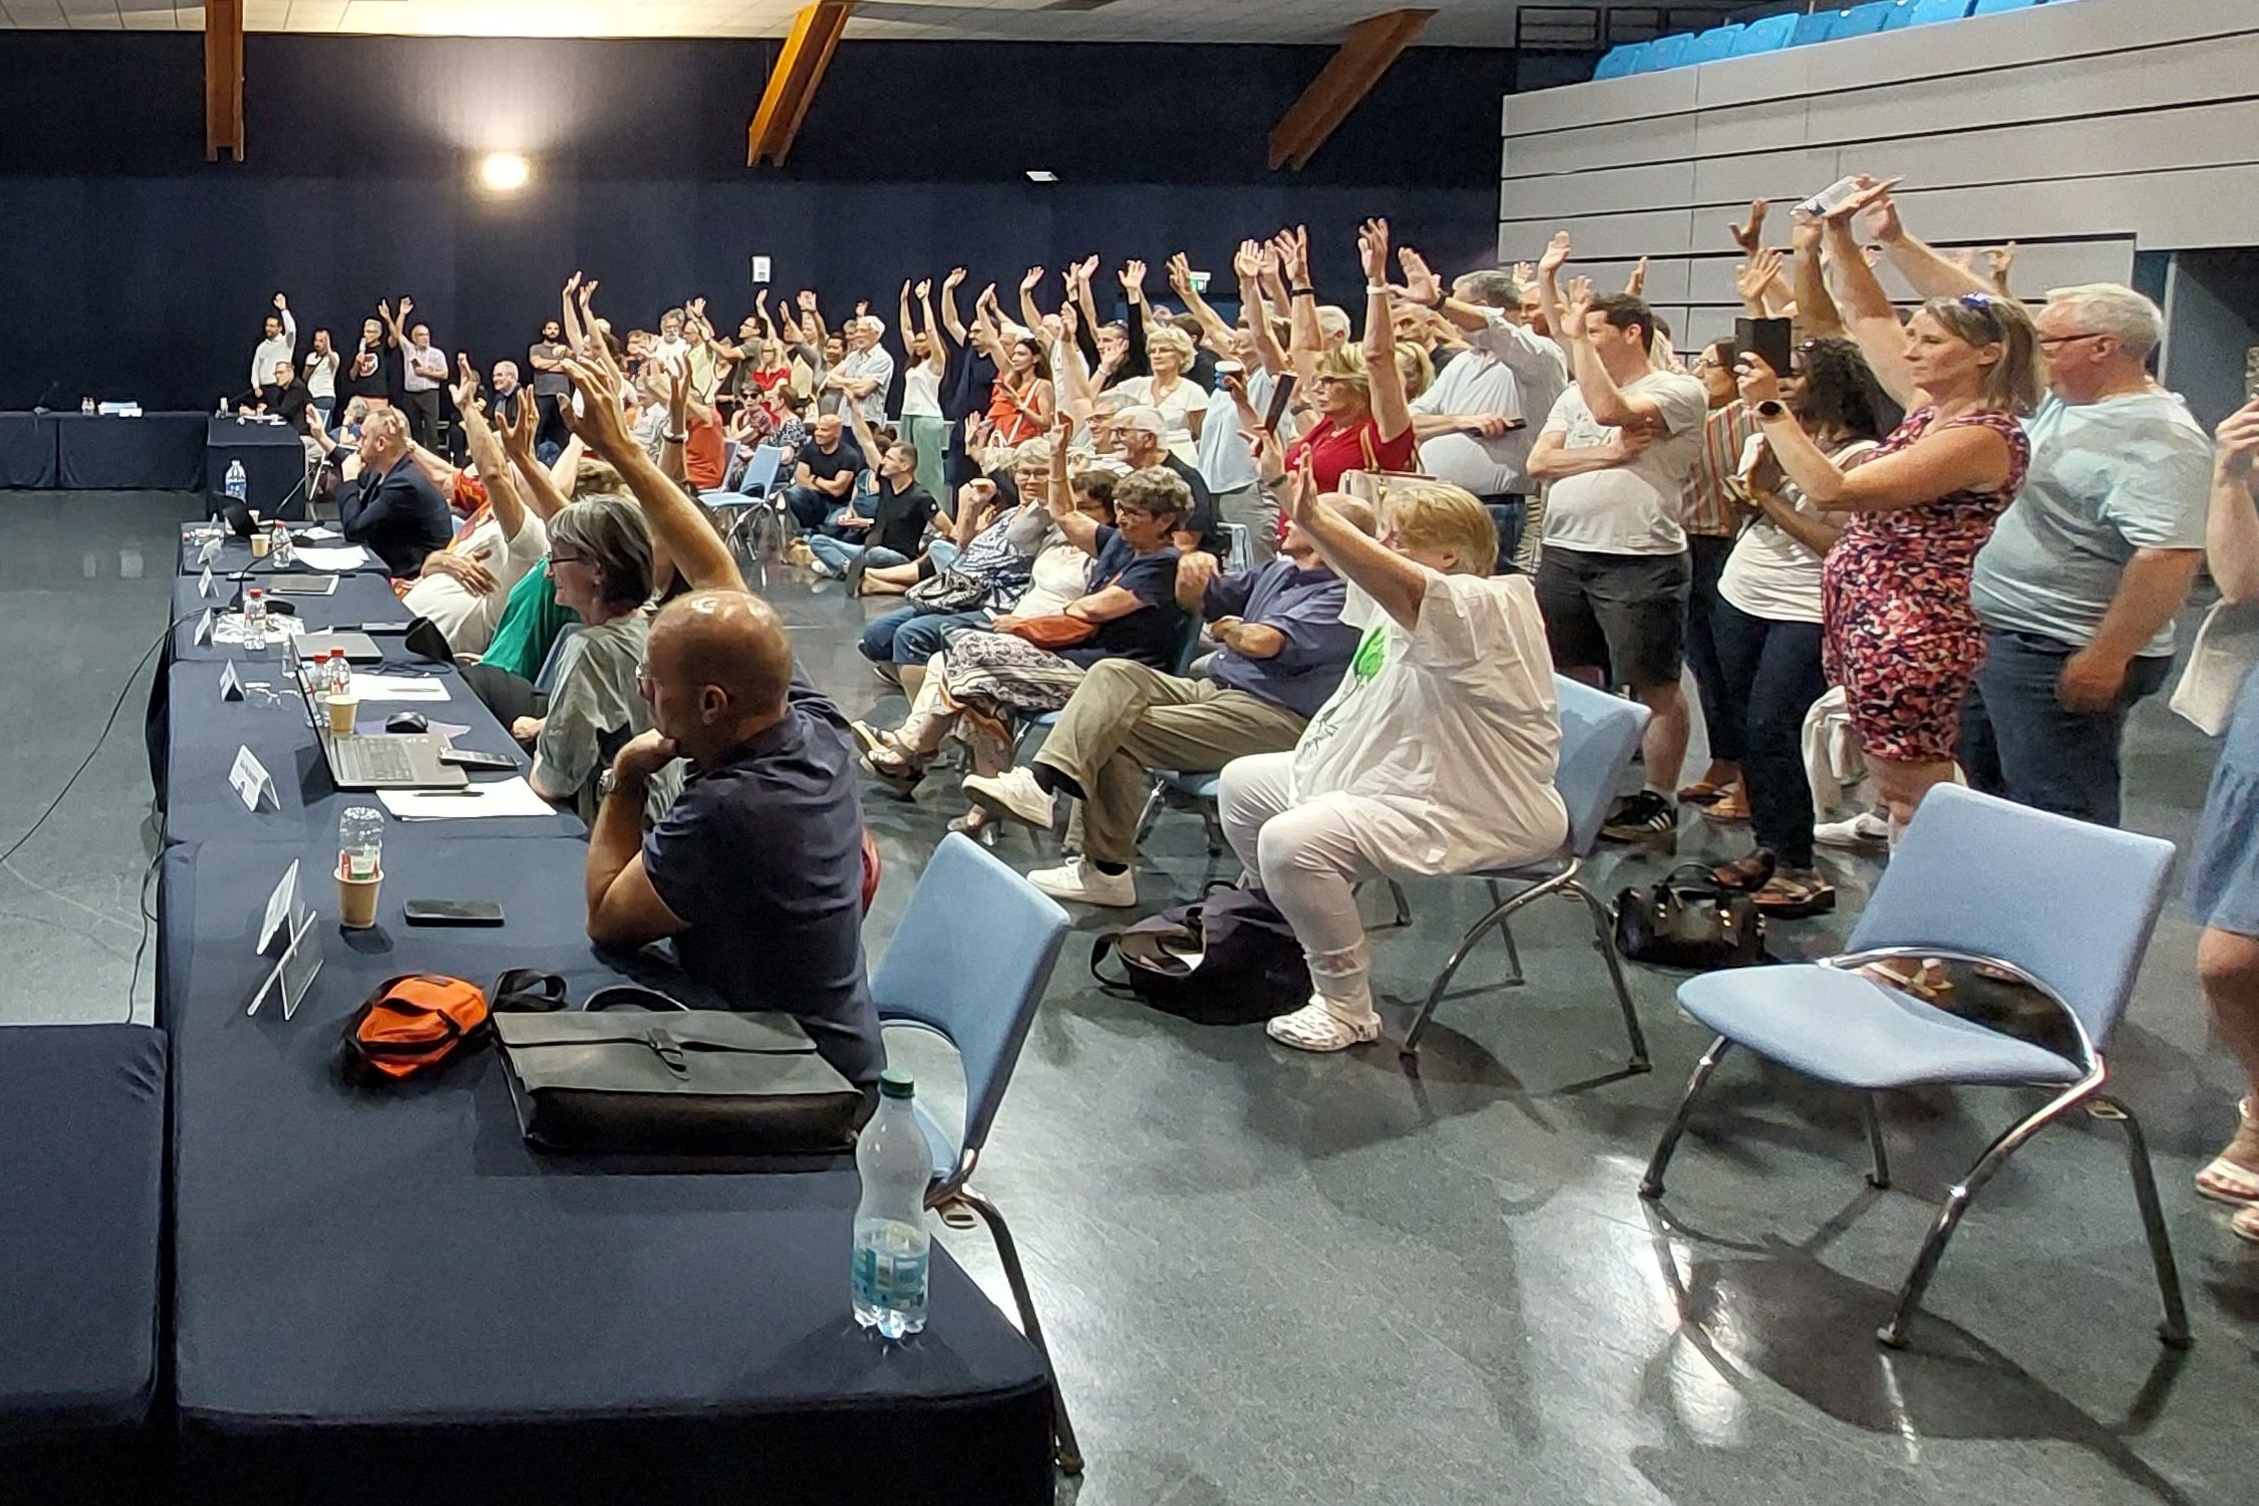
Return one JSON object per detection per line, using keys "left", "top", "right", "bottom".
{"left": 1623, "top": 255, "right": 1649, "bottom": 297}
{"left": 1396, "top": 246, "right": 1442, "bottom": 307}
{"left": 273, "top": 292, "right": 288, "bottom": 311}
{"left": 1537, "top": 230, "right": 1571, "bottom": 277}
{"left": 1280, "top": 225, "right": 1312, "bottom": 283}
{"left": 1072, "top": 254, "right": 1099, "bottom": 285}
{"left": 559, "top": 352, "right": 635, "bottom": 460}
{"left": 1511, "top": 260, "right": 1535, "bottom": 287}
{"left": 1728, "top": 198, "right": 1770, "bottom": 255}
{"left": 1233, "top": 239, "right": 1262, "bottom": 281}
{"left": 855, "top": 300, "right": 869, "bottom": 318}
{"left": 1733, "top": 351, "right": 1782, "bottom": 407}
{"left": 1119, "top": 259, "right": 1148, "bottom": 295}
{"left": 565, "top": 271, "right": 582, "bottom": 297}
{"left": 943, "top": 267, "right": 967, "bottom": 290}
{"left": 1984, "top": 242, "right": 2017, "bottom": 293}
{"left": 1735, "top": 247, "right": 1783, "bottom": 306}
{"left": 913, "top": 279, "right": 930, "bottom": 299}
{"left": 1834, "top": 174, "right": 1904, "bottom": 235}
{"left": 797, "top": 289, "right": 818, "bottom": 312}
{"left": 451, "top": 353, "right": 481, "bottom": 413}
{"left": 1021, "top": 266, "right": 1045, "bottom": 293}
{"left": 1357, "top": 218, "right": 1391, "bottom": 284}
{"left": 1789, "top": 207, "right": 1823, "bottom": 254}
{"left": 689, "top": 296, "right": 707, "bottom": 320}
{"left": 1166, "top": 253, "right": 1193, "bottom": 297}
{"left": 398, "top": 295, "right": 415, "bottom": 319}
{"left": 1561, "top": 275, "right": 1596, "bottom": 331}
{"left": 497, "top": 390, "right": 537, "bottom": 461}
{"left": 2218, "top": 398, "right": 2259, "bottom": 477}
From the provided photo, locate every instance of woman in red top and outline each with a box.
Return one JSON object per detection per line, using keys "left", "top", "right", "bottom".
{"left": 1284, "top": 218, "right": 1417, "bottom": 490}
{"left": 988, "top": 333, "right": 1054, "bottom": 446}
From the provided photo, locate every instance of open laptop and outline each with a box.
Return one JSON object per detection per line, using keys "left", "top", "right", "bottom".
{"left": 297, "top": 629, "right": 384, "bottom": 663}
{"left": 267, "top": 574, "right": 339, "bottom": 596}
{"left": 286, "top": 639, "right": 467, "bottom": 790}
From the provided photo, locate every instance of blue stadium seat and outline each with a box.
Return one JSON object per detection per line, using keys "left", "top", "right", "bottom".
{"left": 1971, "top": 0, "right": 2039, "bottom": 13}
{"left": 1592, "top": 41, "right": 1649, "bottom": 79}
{"left": 1684, "top": 23, "right": 1745, "bottom": 64}
{"left": 1732, "top": 12, "right": 1799, "bottom": 53}
{"left": 1644, "top": 32, "right": 1694, "bottom": 69}
{"left": 1906, "top": 0, "right": 1974, "bottom": 23}
{"left": 1877, "top": 0, "right": 1920, "bottom": 28}
{"left": 1827, "top": 0, "right": 1899, "bottom": 38}
{"left": 1791, "top": 10, "right": 1840, "bottom": 44}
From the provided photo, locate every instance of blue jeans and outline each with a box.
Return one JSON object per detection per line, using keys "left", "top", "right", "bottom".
{"left": 1711, "top": 601, "right": 1827, "bottom": 868}
{"left": 809, "top": 535, "right": 908, "bottom": 575}
{"left": 1477, "top": 495, "right": 1525, "bottom": 574}
{"left": 1960, "top": 627, "right": 2173, "bottom": 828}
{"left": 928, "top": 539, "right": 960, "bottom": 570}
{"left": 1684, "top": 532, "right": 1742, "bottom": 764}
{"left": 859, "top": 604, "right": 988, "bottom": 666}
{"left": 783, "top": 485, "right": 833, "bottom": 531}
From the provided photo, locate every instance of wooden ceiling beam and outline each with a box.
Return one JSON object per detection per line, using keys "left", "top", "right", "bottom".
{"left": 748, "top": 1, "right": 856, "bottom": 168}
{"left": 1268, "top": 7, "right": 1434, "bottom": 172}
{"left": 205, "top": 0, "right": 245, "bottom": 162}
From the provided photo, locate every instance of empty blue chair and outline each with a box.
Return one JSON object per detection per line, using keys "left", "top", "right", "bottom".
{"left": 869, "top": 833, "right": 1080, "bottom": 1470}
{"left": 1878, "top": 0, "right": 1920, "bottom": 27}
{"left": 1592, "top": 40, "right": 1650, "bottom": 79}
{"left": 1639, "top": 785, "right": 2189, "bottom": 1351}
{"left": 1732, "top": 12, "right": 1799, "bottom": 53}
{"left": 1401, "top": 676, "right": 1653, "bottom": 1070}
{"left": 1791, "top": 10, "right": 1839, "bottom": 44}
{"left": 1684, "top": 23, "right": 1745, "bottom": 63}
{"left": 1907, "top": 0, "right": 1974, "bottom": 23}
{"left": 1827, "top": 0, "right": 1898, "bottom": 38}
{"left": 1644, "top": 31, "right": 1693, "bottom": 69}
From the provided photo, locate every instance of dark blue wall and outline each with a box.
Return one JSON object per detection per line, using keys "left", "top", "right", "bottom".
{"left": 0, "top": 33, "right": 1518, "bottom": 410}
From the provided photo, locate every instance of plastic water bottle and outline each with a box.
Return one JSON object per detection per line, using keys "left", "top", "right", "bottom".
{"left": 241, "top": 586, "right": 266, "bottom": 638}
{"left": 225, "top": 459, "right": 248, "bottom": 503}
{"left": 339, "top": 807, "right": 384, "bottom": 882}
{"left": 327, "top": 650, "right": 350, "bottom": 701}
{"left": 270, "top": 519, "right": 293, "bottom": 566}
{"left": 851, "top": 1069, "right": 931, "bottom": 1339}
{"left": 81, "top": 396, "right": 94, "bottom": 415}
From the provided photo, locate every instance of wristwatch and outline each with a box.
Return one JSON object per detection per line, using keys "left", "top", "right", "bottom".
{"left": 1754, "top": 400, "right": 1787, "bottom": 420}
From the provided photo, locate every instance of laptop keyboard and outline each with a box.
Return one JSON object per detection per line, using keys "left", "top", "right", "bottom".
{"left": 331, "top": 739, "right": 418, "bottom": 785}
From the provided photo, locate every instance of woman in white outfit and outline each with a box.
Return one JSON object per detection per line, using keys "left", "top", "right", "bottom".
{"left": 1219, "top": 476, "right": 1568, "bottom": 1052}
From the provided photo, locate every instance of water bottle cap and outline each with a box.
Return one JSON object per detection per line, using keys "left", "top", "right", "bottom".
{"left": 878, "top": 1068, "right": 915, "bottom": 1100}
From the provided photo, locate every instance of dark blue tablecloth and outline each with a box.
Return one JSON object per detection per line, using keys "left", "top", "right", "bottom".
{"left": 206, "top": 417, "right": 310, "bottom": 520}
{"left": 0, "top": 1024, "right": 165, "bottom": 1505}
{"left": 53, "top": 412, "right": 209, "bottom": 491}
{"left": 177, "top": 521, "right": 388, "bottom": 578}
{"left": 157, "top": 836, "right": 1052, "bottom": 1506}
{"left": 152, "top": 656, "right": 576, "bottom": 848}
{"left": 0, "top": 412, "right": 55, "bottom": 489}
{"left": 168, "top": 573, "right": 407, "bottom": 662}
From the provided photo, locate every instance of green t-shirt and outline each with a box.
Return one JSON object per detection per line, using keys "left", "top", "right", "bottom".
{"left": 479, "top": 559, "right": 579, "bottom": 680}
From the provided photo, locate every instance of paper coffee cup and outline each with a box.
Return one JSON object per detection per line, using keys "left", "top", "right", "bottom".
{"left": 336, "top": 863, "right": 382, "bottom": 929}
{"left": 250, "top": 532, "right": 271, "bottom": 557}
{"left": 324, "top": 693, "right": 358, "bottom": 736}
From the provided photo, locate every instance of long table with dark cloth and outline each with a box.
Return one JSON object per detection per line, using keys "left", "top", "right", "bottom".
{"left": 53, "top": 411, "right": 210, "bottom": 490}
{"left": 167, "top": 570, "right": 409, "bottom": 662}
{"left": 177, "top": 520, "right": 393, "bottom": 577}
{"left": 0, "top": 1023, "right": 166, "bottom": 1506}
{"left": 205, "top": 416, "right": 311, "bottom": 519}
{"left": 0, "top": 411, "right": 56, "bottom": 488}
{"left": 157, "top": 835, "right": 1054, "bottom": 1506}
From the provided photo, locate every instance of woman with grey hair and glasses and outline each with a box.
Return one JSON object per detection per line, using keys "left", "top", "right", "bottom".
{"left": 1740, "top": 178, "right": 2041, "bottom": 866}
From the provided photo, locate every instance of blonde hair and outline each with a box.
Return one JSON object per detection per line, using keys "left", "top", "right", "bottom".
{"left": 1395, "top": 340, "right": 1434, "bottom": 401}
{"left": 1146, "top": 325, "right": 1196, "bottom": 367}
{"left": 1918, "top": 294, "right": 2044, "bottom": 416}
{"left": 1381, "top": 480, "right": 1497, "bottom": 577}
{"left": 1314, "top": 344, "right": 1371, "bottom": 389}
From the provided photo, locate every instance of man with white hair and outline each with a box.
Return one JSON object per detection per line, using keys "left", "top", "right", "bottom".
{"left": 824, "top": 315, "right": 896, "bottom": 427}
{"left": 1957, "top": 282, "right": 2209, "bottom": 825}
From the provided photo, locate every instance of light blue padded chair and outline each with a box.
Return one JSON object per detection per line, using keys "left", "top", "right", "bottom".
{"left": 869, "top": 833, "right": 1082, "bottom": 1471}
{"left": 1684, "top": 22, "right": 1745, "bottom": 64}
{"left": 1400, "top": 676, "right": 1653, "bottom": 1071}
{"left": 1878, "top": 0, "right": 1921, "bottom": 27}
{"left": 1827, "top": 0, "right": 1900, "bottom": 37}
{"left": 1644, "top": 31, "right": 1694, "bottom": 69}
{"left": 1592, "top": 40, "right": 1651, "bottom": 79}
{"left": 1790, "top": 10, "right": 1840, "bottom": 44}
{"left": 1639, "top": 784, "right": 2190, "bottom": 1351}
{"left": 1731, "top": 12, "right": 1799, "bottom": 53}
{"left": 1906, "top": 0, "right": 1975, "bottom": 24}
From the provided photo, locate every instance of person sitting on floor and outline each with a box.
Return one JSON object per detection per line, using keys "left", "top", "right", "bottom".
{"left": 961, "top": 451, "right": 1374, "bottom": 908}
{"left": 564, "top": 304, "right": 884, "bottom": 1092}
{"left": 854, "top": 454, "right": 1049, "bottom": 694}
{"left": 1217, "top": 475, "right": 1568, "bottom": 1054}
{"left": 308, "top": 404, "right": 452, "bottom": 576}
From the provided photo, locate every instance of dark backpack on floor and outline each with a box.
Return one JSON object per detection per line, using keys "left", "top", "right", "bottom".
{"left": 1613, "top": 864, "right": 1770, "bottom": 971}
{"left": 1091, "top": 887, "right": 1311, "bottom": 1025}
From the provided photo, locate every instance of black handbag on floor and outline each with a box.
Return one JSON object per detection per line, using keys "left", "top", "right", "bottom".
{"left": 491, "top": 979, "right": 863, "bottom": 1156}
{"left": 1613, "top": 865, "right": 1770, "bottom": 971}
{"left": 1090, "top": 887, "right": 1312, "bottom": 1024}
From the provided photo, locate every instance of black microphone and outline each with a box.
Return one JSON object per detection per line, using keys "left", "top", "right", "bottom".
{"left": 29, "top": 380, "right": 60, "bottom": 413}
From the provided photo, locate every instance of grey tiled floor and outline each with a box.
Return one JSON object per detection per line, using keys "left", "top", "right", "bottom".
{"left": 6, "top": 491, "right": 2254, "bottom": 1506}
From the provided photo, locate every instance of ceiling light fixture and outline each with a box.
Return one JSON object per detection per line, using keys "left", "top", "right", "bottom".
{"left": 1025, "top": 169, "right": 1058, "bottom": 183}
{"left": 479, "top": 152, "right": 532, "bottom": 193}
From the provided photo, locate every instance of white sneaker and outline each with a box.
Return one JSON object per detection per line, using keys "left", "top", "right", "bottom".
{"left": 962, "top": 768, "right": 1056, "bottom": 830}
{"left": 1814, "top": 811, "right": 1890, "bottom": 849}
{"left": 1028, "top": 858, "right": 1137, "bottom": 908}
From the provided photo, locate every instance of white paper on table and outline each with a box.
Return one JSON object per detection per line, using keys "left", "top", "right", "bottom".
{"left": 380, "top": 777, "right": 555, "bottom": 820}
{"left": 292, "top": 545, "right": 369, "bottom": 570}
{"left": 349, "top": 673, "right": 452, "bottom": 703}
{"left": 229, "top": 746, "right": 275, "bottom": 812}
{"left": 300, "top": 525, "right": 342, "bottom": 541}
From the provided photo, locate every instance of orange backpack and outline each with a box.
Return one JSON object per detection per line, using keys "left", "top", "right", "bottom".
{"left": 342, "top": 974, "right": 496, "bottom": 1080}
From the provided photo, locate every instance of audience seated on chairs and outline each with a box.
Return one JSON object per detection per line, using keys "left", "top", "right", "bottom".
{"left": 400, "top": 365, "right": 552, "bottom": 659}
{"left": 807, "top": 399, "right": 933, "bottom": 582}
{"left": 560, "top": 315, "right": 884, "bottom": 1092}
{"left": 961, "top": 469, "right": 1374, "bottom": 907}
{"left": 855, "top": 460, "right": 1047, "bottom": 691}
{"left": 307, "top": 403, "right": 452, "bottom": 576}
{"left": 1281, "top": 221, "right": 1418, "bottom": 491}
{"left": 853, "top": 465, "right": 1190, "bottom": 819}
{"left": 1219, "top": 478, "right": 1566, "bottom": 1053}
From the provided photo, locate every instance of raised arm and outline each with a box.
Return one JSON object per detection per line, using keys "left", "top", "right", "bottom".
{"left": 1016, "top": 266, "right": 1050, "bottom": 342}
{"left": 378, "top": 297, "right": 407, "bottom": 349}
{"left": 1356, "top": 219, "right": 1412, "bottom": 444}
{"left": 2210, "top": 400, "right": 2259, "bottom": 606}
{"left": 1533, "top": 231, "right": 1573, "bottom": 349}
{"left": 1044, "top": 414, "right": 1103, "bottom": 553}
{"left": 450, "top": 364, "right": 526, "bottom": 542}
{"left": 562, "top": 348, "right": 741, "bottom": 595}
{"left": 496, "top": 385, "right": 570, "bottom": 521}
{"left": 938, "top": 266, "right": 969, "bottom": 345}
{"left": 1282, "top": 461, "right": 1429, "bottom": 629}
{"left": 1168, "top": 253, "right": 1235, "bottom": 354}
{"left": 1279, "top": 228, "right": 1323, "bottom": 385}
{"left": 1740, "top": 354, "right": 2006, "bottom": 512}
{"left": 1818, "top": 191, "right": 1918, "bottom": 406}
{"left": 1858, "top": 181, "right": 1994, "bottom": 302}
{"left": 1235, "top": 240, "right": 1289, "bottom": 379}
{"left": 1788, "top": 212, "right": 1844, "bottom": 341}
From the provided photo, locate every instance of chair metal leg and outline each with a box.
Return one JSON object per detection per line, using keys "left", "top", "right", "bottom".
{"left": 1864, "top": 1094, "right": 1892, "bottom": 1190}
{"left": 1400, "top": 870, "right": 1571, "bottom": 1060}
{"left": 1640, "top": 1035, "right": 1732, "bottom": 1198}
{"left": 1878, "top": 1074, "right": 2100, "bottom": 1349}
{"left": 954, "top": 1187, "right": 1084, "bottom": 1475}
{"left": 1387, "top": 879, "right": 1412, "bottom": 929}
{"left": 1485, "top": 880, "right": 1526, "bottom": 986}
{"left": 1198, "top": 803, "right": 1227, "bottom": 858}
{"left": 1132, "top": 780, "right": 1167, "bottom": 847}
{"left": 1565, "top": 877, "right": 1649, "bottom": 1071}
{"left": 2092, "top": 1096, "right": 2194, "bottom": 1349}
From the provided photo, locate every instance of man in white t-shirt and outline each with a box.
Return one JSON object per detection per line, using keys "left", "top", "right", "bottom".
{"left": 1528, "top": 288, "right": 1710, "bottom": 841}
{"left": 402, "top": 462, "right": 549, "bottom": 658}
{"left": 250, "top": 293, "right": 296, "bottom": 395}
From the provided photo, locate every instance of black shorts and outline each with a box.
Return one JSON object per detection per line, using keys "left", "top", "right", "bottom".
{"left": 1535, "top": 545, "right": 1691, "bottom": 689}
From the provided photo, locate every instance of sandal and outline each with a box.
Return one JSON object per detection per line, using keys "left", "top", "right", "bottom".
{"left": 1265, "top": 999, "right": 1383, "bottom": 1054}
{"left": 1712, "top": 851, "right": 1777, "bottom": 892}
{"left": 860, "top": 744, "right": 926, "bottom": 796}
{"left": 2196, "top": 1097, "right": 2259, "bottom": 1206}
{"left": 1857, "top": 956, "right": 1953, "bottom": 1006}
{"left": 1702, "top": 787, "right": 1750, "bottom": 822}
{"left": 948, "top": 807, "right": 994, "bottom": 836}
{"left": 1677, "top": 780, "right": 1730, "bottom": 807}
{"left": 1753, "top": 869, "right": 1835, "bottom": 918}
{"left": 2235, "top": 1204, "right": 2259, "bottom": 1245}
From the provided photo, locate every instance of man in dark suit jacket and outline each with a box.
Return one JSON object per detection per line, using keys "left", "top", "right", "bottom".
{"left": 308, "top": 405, "right": 451, "bottom": 575}
{"left": 237, "top": 358, "right": 316, "bottom": 436}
